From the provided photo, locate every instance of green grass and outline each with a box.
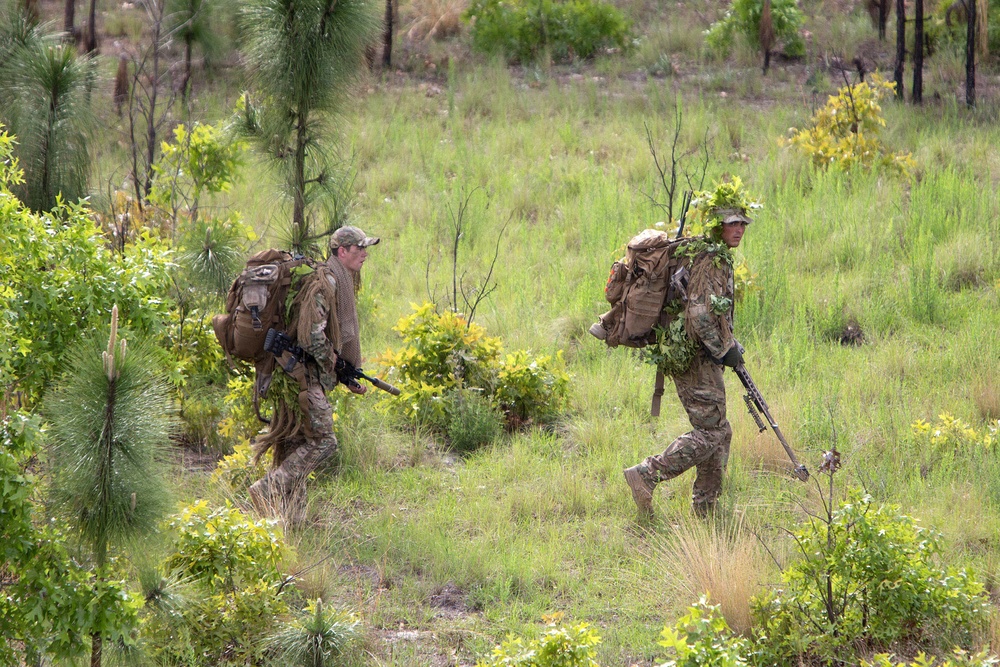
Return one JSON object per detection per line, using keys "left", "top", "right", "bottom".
{"left": 26, "top": 0, "right": 1000, "bottom": 661}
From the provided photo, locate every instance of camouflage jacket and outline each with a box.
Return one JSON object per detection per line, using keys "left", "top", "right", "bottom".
{"left": 683, "top": 248, "right": 735, "bottom": 360}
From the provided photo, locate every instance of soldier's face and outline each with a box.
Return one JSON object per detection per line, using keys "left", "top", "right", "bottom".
{"left": 338, "top": 244, "right": 368, "bottom": 272}
{"left": 720, "top": 222, "right": 747, "bottom": 248}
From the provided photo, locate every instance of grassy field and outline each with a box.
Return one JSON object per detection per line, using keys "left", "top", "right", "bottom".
{"left": 18, "top": 0, "right": 1000, "bottom": 662}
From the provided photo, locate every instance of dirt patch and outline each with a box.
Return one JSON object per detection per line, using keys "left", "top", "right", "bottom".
{"left": 429, "top": 581, "right": 469, "bottom": 617}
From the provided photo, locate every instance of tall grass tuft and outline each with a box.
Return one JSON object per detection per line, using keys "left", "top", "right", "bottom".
{"left": 646, "top": 514, "right": 769, "bottom": 635}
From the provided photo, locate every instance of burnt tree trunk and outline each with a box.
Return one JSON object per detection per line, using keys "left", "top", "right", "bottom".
{"left": 84, "top": 0, "right": 97, "bottom": 53}
{"left": 894, "top": 0, "right": 905, "bottom": 99}
{"left": 966, "top": 0, "right": 976, "bottom": 106}
{"left": 913, "top": 0, "right": 923, "bottom": 103}
{"left": 64, "top": 0, "right": 76, "bottom": 40}
{"left": 878, "top": 0, "right": 889, "bottom": 40}
{"left": 381, "top": 0, "right": 392, "bottom": 69}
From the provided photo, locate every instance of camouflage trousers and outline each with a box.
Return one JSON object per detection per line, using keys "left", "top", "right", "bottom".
{"left": 250, "top": 366, "right": 338, "bottom": 519}
{"left": 642, "top": 350, "right": 732, "bottom": 515}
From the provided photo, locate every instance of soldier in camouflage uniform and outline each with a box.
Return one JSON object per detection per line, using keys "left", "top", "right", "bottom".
{"left": 623, "top": 210, "right": 751, "bottom": 518}
{"left": 249, "top": 226, "right": 379, "bottom": 518}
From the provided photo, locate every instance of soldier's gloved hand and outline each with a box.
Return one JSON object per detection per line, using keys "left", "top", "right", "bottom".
{"left": 719, "top": 345, "right": 744, "bottom": 368}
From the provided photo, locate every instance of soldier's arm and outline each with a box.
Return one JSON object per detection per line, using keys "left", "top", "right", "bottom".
{"left": 684, "top": 252, "right": 736, "bottom": 360}
{"left": 302, "top": 287, "right": 339, "bottom": 389}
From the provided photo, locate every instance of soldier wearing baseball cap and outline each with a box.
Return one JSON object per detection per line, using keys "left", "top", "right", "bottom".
{"left": 329, "top": 225, "right": 380, "bottom": 249}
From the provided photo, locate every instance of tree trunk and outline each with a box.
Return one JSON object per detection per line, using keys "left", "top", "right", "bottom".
{"left": 966, "top": 0, "right": 976, "bottom": 106}
{"left": 878, "top": 0, "right": 888, "bottom": 40}
{"left": 143, "top": 10, "right": 162, "bottom": 198}
{"left": 90, "top": 632, "right": 102, "bottom": 667}
{"left": 292, "top": 110, "right": 308, "bottom": 252}
{"left": 64, "top": 0, "right": 76, "bottom": 40}
{"left": 894, "top": 0, "right": 905, "bottom": 99}
{"left": 84, "top": 0, "right": 97, "bottom": 53}
{"left": 182, "top": 37, "right": 192, "bottom": 101}
{"left": 912, "top": 0, "right": 923, "bottom": 103}
{"left": 381, "top": 0, "right": 392, "bottom": 69}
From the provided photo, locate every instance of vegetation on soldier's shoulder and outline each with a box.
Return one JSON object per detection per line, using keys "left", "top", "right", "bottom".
{"left": 376, "top": 302, "right": 569, "bottom": 446}
{"left": 465, "top": 0, "right": 630, "bottom": 64}
{"left": 783, "top": 74, "right": 916, "bottom": 176}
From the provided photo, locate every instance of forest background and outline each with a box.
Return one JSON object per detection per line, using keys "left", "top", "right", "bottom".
{"left": 3, "top": 0, "right": 1000, "bottom": 663}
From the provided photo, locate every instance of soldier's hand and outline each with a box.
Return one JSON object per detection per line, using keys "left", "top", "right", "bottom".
{"left": 719, "top": 345, "right": 744, "bottom": 368}
{"left": 347, "top": 381, "right": 367, "bottom": 395}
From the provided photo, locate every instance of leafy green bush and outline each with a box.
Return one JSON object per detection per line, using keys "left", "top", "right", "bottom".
{"left": 377, "top": 303, "right": 570, "bottom": 434}
{"left": 749, "top": 490, "right": 990, "bottom": 665}
{"left": 494, "top": 349, "right": 569, "bottom": 427}
{"left": 782, "top": 75, "right": 916, "bottom": 176}
{"left": 476, "top": 612, "right": 601, "bottom": 666}
{"left": 863, "top": 650, "right": 1000, "bottom": 667}
{"left": 163, "top": 499, "right": 287, "bottom": 592}
{"left": 705, "top": 0, "right": 804, "bottom": 58}
{"left": 656, "top": 597, "right": 749, "bottom": 667}
{"left": 446, "top": 388, "right": 505, "bottom": 452}
{"left": 0, "top": 127, "right": 173, "bottom": 406}
{"left": 148, "top": 500, "right": 290, "bottom": 665}
{"left": 465, "top": 0, "right": 630, "bottom": 63}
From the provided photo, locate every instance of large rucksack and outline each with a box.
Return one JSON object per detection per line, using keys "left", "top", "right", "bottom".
{"left": 212, "top": 249, "right": 314, "bottom": 365}
{"left": 589, "top": 229, "right": 694, "bottom": 417}
{"left": 589, "top": 229, "right": 692, "bottom": 349}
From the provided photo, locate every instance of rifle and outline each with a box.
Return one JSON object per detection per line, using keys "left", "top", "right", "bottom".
{"left": 264, "top": 328, "right": 400, "bottom": 395}
{"left": 733, "top": 342, "right": 809, "bottom": 482}
{"left": 675, "top": 190, "right": 693, "bottom": 240}
{"left": 334, "top": 355, "right": 401, "bottom": 396}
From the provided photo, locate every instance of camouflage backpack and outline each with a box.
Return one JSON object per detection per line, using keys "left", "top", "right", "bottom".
{"left": 212, "top": 249, "right": 314, "bottom": 365}
{"left": 588, "top": 229, "right": 693, "bottom": 349}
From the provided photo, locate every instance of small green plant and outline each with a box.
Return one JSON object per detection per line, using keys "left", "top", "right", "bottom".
{"left": 212, "top": 441, "right": 270, "bottom": 495}
{"left": 782, "top": 74, "right": 916, "bottom": 176}
{"left": 494, "top": 349, "right": 570, "bottom": 427}
{"left": 705, "top": 0, "right": 804, "bottom": 58}
{"left": 656, "top": 596, "right": 749, "bottom": 667}
{"left": 465, "top": 0, "right": 630, "bottom": 63}
{"left": 476, "top": 612, "right": 602, "bottom": 666}
{"left": 268, "top": 598, "right": 360, "bottom": 667}
{"left": 446, "top": 387, "right": 505, "bottom": 452}
{"left": 863, "top": 650, "right": 1000, "bottom": 667}
{"left": 750, "top": 484, "right": 990, "bottom": 664}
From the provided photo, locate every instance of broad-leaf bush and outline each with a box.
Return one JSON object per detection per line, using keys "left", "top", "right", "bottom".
{"left": 749, "top": 490, "right": 989, "bottom": 665}
{"left": 705, "top": 0, "right": 804, "bottom": 58}
{"left": 476, "top": 612, "right": 601, "bottom": 666}
{"left": 656, "top": 597, "right": 748, "bottom": 667}
{"left": 782, "top": 75, "right": 916, "bottom": 176}
{"left": 465, "top": 0, "right": 630, "bottom": 63}
{"left": 377, "top": 302, "right": 569, "bottom": 439}
{"left": 149, "top": 500, "right": 290, "bottom": 665}
{"left": 0, "top": 127, "right": 172, "bottom": 406}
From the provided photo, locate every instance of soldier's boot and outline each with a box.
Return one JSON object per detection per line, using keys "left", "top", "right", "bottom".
{"left": 624, "top": 463, "right": 658, "bottom": 518}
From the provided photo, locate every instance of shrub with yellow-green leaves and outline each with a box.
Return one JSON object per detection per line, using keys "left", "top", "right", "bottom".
{"left": 911, "top": 412, "right": 1000, "bottom": 453}
{"left": 476, "top": 612, "right": 601, "bottom": 667}
{"left": 376, "top": 303, "right": 569, "bottom": 442}
{"left": 783, "top": 75, "right": 916, "bottom": 176}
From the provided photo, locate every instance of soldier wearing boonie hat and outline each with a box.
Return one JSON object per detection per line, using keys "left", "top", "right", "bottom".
{"left": 623, "top": 183, "right": 757, "bottom": 520}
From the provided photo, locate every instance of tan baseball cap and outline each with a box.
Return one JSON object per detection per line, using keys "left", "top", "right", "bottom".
{"left": 715, "top": 208, "right": 753, "bottom": 225}
{"left": 330, "top": 225, "right": 380, "bottom": 249}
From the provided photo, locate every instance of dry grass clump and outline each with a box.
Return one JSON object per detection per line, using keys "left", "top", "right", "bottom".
{"left": 973, "top": 378, "right": 1000, "bottom": 422}
{"left": 404, "top": 0, "right": 467, "bottom": 42}
{"left": 647, "top": 514, "right": 770, "bottom": 635}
